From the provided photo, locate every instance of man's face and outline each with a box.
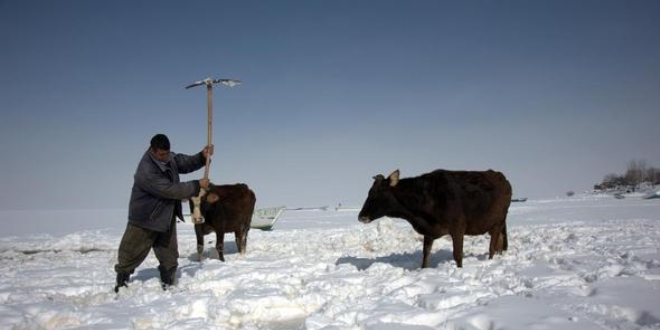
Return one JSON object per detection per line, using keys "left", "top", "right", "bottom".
{"left": 151, "top": 148, "right": 170, "bottom": 163}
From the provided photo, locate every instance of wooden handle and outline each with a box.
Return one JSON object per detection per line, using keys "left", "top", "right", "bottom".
{"left": 203, "top": 84, "right": 213, "bottom": 180}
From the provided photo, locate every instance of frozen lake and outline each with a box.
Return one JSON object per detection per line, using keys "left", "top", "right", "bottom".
{"left": 0, "top": 195, "right": 659, "bottom": 329}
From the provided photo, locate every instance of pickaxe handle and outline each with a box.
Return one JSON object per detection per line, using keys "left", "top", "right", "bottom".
{"left": 204, "top": 84, "right": 213, "bottom": 180}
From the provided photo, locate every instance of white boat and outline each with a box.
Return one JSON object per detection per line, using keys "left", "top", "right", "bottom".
{"left": 182, "top": 206, "right": 286, "bottom": 231}
{"left": 643, "top": 187, "right": 660, "bottom": 200}
{"left": 250, "top": 206, "right": 286, "bottom": 230}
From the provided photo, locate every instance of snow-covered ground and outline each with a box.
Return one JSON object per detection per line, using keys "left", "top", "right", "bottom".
{"left": 1, "top": 195, "right": 659, "bottom": 329}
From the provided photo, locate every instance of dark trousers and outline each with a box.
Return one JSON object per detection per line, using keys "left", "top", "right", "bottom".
{"left": 114, "top": 217, "right": 178, "bottom": 278}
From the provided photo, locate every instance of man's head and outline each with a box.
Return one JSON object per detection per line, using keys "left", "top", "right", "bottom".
{"left": 150, "top": 134, "right": 171, "bottom": 163}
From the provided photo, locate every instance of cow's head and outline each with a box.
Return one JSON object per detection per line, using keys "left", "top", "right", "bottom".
{"left": 190, "top": 190, "right": 205, "bottom": 224}
{"left": 358, "top": 169, "right": 400, "bottom": 223}
{"left": 199, "top": 187, "right": 223, "bottom": 213}
{"left": 191, "top": 185, "right": 222, "bottom": 224}
{"left": 204, "top": 191, "right": 221, "bottom": 204}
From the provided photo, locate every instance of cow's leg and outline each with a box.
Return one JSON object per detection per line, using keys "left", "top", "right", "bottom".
{"left": 488, "top": 225, "right": 503, "bottom": 259}
{"left": 194, "top": 224, "right": 204, "bottom": 262}
{"left": 235, "top": 229, "right": 247, "bottom": 255}
{"left": 422, "top": 235, "right": 434, "bottom": 268}
{"left": 215, "top": 231, "right": 225, "bottom": 262}
{"left": 451, "top": 233, "right": 464, "bottom": 268}
{"left": 502, "top": 223, "right": 508, "bottom": 251}
{"left": 497, "top": 231, "right": 504, "bottom": 254}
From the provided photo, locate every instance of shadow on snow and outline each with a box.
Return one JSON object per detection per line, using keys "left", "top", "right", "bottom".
{"left": 336, "top": 249, "right": 457, "bottom": 270}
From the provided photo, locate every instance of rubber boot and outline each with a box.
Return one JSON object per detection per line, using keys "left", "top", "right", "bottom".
{"left": 158, "top": 265, "right": 175, "bottom": 290}
{"left": 114, "top": 273, "right": 129, "bottom": 293}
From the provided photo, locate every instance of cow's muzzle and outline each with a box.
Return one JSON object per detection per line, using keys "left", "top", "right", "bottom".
{"left": 358, "top": 215, "right": 371, "bottom": 223}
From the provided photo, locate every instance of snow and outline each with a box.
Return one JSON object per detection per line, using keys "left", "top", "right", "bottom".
{"left": 1, "top": 196, "right": 659, "bottom": 329}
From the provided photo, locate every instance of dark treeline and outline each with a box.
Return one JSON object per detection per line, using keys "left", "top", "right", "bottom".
{"left": 595, "top": 159, "right": 660, "bottom": 192}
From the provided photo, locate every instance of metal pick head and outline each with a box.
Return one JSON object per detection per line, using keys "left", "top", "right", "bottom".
{"left": 185, "top": 79, "right": 207, "bottom": 89}
{"left": 186, "top": 77, "right": 242, "bottom": 89}
{"left": 214, "top": 79, "right": 242, "bottom": 87}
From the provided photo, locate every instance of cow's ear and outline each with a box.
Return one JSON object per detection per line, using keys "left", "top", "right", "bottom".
{"left": 388, "top": 169, "right": 400, "bottom": 187}
{"left": 373, "top": 174, "right": 385, "bottom": 182}
{"left": 206, "top": 192, "right": 220, "bottom": 204}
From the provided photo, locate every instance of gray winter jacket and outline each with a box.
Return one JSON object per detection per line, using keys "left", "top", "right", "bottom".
{"left": 128, "top": 149, "right": 206, "bottom": 232}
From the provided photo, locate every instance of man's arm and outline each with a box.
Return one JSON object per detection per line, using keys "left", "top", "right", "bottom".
{"left": 135, "top": 168, "right": 202, "bottom": 200}
{"left": 174, "top": 145, "right": 213, "bottom": 174}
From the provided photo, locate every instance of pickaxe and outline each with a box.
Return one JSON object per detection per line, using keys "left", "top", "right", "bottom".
{"left": 186, "top": 77, "right": 241, "bottom": 224}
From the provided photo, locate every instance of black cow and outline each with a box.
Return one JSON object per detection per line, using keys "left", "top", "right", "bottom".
{"left": 358, "top": 169, "right": 512, "bottom": 268}
{"left": 191, "top": 183, "right": 256, "bottom": 262}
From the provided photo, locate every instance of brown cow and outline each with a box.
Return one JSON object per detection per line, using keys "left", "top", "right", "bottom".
{"left": 192, "top": 183, "right": 256, "bottom": 262}
{"left": 358, "top": 169, "right": 512, "bottom": 268}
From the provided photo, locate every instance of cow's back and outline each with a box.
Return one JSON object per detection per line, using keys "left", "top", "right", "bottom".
{"left": 424, "top": 169, "right": 511, "bottom": 234}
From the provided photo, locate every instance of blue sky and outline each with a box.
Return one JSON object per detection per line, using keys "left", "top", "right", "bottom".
{"left": 1, "top": 1, "right": 659, "bottom": 211}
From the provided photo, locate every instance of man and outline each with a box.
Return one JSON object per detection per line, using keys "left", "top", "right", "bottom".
{"left": 114, "top": 133, "right": 213, "bottom": 292}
